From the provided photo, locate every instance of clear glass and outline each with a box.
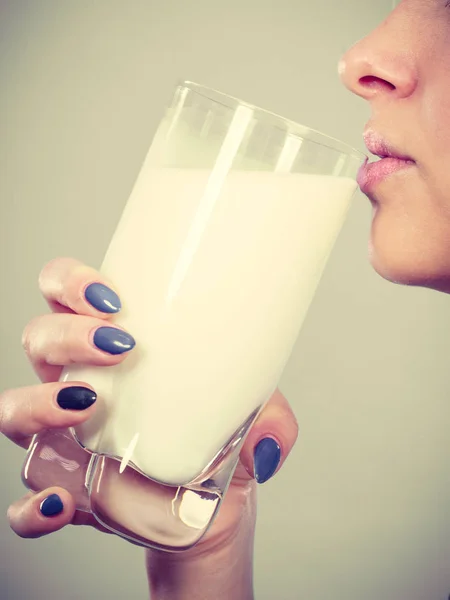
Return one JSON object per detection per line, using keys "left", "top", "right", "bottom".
{"left": 22, "top": 81, "right": 366, "bottom": 551}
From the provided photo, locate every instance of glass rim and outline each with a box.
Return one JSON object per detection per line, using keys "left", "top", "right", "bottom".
{"left": 178, "top": 80, "right": 367, "bottom": 163}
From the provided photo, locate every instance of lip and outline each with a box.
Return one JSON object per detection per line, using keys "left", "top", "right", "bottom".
{"left": 358, "top": 130, "right": 416, "bottom": 194}
{"left": 357, "top": 157, "right": 415, "bottom": 193}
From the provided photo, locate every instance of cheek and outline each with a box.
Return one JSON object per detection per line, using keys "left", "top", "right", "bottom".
{"left": 421, "top": 72, "right": 450, "bottom": 163}
{"left": 368, "top": 173, "right": 450, "bottom": 288}
{"left": 371, "top": 44, "right": 450, "bottom": 289}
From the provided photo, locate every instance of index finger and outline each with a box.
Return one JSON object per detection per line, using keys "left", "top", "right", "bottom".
{"left": 39, "top": 257, "right": 121, "bottom": 318}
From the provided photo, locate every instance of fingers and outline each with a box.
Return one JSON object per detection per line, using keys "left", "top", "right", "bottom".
{"left": 8, "top": 488, "right": 113, "bottom": 539}
{"left": 0, "top": 382, "right": 97, "bottom": 447}
{"left": 22, "top": 313, "right": 135, "bottom": 382}
{"left": 25, "top": 258, "right": 135, "bottom": 382}
{"left": 7, "top": 488, "right": 76, "bottom": 538}
{"left": 239, "top": 389, "right": 299, "bottom": 484}
{"left": 38, "top": 257, "right": 121, "bottom": 318}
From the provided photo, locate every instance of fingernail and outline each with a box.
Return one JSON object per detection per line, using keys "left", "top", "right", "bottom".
{"left": 254, "top": 438, "right": 281, "bottom": 484}
{"left": 85, "top": 283, "right": 121, "bottom": 314}
{"left": 40, "top": 494, "right": 64, "bottom": 517}
{"left": 93, "top": 326, "right": 136, "bottom": 355}
{"left": 57, "top": 386, "right": 97, "bottom": 410}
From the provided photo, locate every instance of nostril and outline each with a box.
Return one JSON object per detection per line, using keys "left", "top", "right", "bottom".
{"left": 360, "top": 75, "right": 396, "bottom": 92}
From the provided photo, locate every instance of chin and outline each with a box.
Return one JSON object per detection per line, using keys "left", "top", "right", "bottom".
{"left": 368, "top": 214, "right": 450, "bottom": 294}
{"left": 368, "top": 240, "right": 426, "bottom": 287}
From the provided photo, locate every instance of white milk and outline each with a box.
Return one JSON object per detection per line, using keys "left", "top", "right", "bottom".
{"left": 66, "top": 168, "right": 356, "bottom": 485}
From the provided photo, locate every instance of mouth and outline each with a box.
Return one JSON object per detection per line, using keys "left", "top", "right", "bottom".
{"left": 357, "top": 130, "right": 416, "bottom": 193}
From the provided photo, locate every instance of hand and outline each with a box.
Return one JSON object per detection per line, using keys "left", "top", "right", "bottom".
{"left": 145, "top": 389, "right": 299, "bottom": 599}
{"left": 2, "top": 257, "right": 138, "bottom": 535}
{"left": 2, "top": 257, "right": 299, "bottom": 597}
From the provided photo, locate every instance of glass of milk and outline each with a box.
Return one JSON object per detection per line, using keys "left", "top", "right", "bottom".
{"left": 22, "top": 82, "right": 366, "bottom": 551}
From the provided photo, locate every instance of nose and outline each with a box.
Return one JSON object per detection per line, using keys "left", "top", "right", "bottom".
{"left": 339, "top": 36, "right": 418, "bottom": 101}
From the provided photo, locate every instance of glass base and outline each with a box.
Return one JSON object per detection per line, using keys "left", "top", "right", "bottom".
{"left": 21, "top": 409, "right": 259, "bottom": 551}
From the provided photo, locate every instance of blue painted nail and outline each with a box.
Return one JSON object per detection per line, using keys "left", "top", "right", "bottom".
{"left": 57, "top": 386, "right": 97, "bottom": 410}
{"left": 85, "top": 283, "right": 121, "bottom": 314}
{"left": 93, "top": 326, "right": 136, "bottom": 355}
{"left": 40, "top": 494, "right": 64, "bottom": 517}
{"left": 254, "top": 438, "right": 281, "bottom": 484}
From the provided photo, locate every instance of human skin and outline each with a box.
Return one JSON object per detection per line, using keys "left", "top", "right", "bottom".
{"left": 340, "top": 0, "right": 450, "bottom": 293}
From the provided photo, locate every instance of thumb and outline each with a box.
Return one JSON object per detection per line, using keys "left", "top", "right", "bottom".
{"left": 239, "top": 389, "right": 299, "bottom": 484}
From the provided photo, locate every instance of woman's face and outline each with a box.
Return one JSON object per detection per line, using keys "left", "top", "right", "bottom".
{"left": 340, "top": 0, "right": 450, "bottom": 292}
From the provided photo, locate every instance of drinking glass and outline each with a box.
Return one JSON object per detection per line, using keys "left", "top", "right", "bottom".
{"left": 22, "top": 81, "right": 366, "bottom": 551}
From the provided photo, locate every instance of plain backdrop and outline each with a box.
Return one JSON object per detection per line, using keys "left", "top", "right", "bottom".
{"left": 1, "top": 1, "right": 450, "bottom": 599}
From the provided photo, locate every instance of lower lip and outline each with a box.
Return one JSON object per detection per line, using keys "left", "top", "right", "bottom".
{"left": 357, "top": 157, "right": 415, "bottom": 193}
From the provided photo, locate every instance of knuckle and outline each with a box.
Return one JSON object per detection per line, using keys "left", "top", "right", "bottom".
{"left": 38, "top": 257, "right": 82, "bottom": 301}
{"left": 38, "top": 258, "right": 61, "bottom": 292}
{"left": 21, "top": 314, "right": 69, "bottom": 366}
{"left": 6, "top": 505, "right": 24, "bottom": 538}
{"left": 6, "top": 504, "right": 14, "bottom": 525}
{"left": 39, "top": 313, "right": 85, "bottom": 366}
{"left": 0, "top": 388, "right": 13, "bottom": 435}
{"left": 21, "top": 316, "right": 42, "bottom": 357}
{"left": 44, "top": 321, "right": 68, "bottom": 366}
{"left": 61, "top": 317, "right": 83, "bottom": 364}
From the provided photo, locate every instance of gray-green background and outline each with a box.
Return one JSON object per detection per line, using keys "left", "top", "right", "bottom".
{"left": 1, "top": 1, "right": 448, "bottom": 598}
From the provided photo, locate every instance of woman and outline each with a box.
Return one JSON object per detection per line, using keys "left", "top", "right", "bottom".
{"left": 2, "top": 1, "right": 445, "bottom": 597}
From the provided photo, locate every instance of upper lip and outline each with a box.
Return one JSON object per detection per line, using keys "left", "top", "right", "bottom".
{"left": 363, "top": 129, "right": 415, "bottom": 162}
